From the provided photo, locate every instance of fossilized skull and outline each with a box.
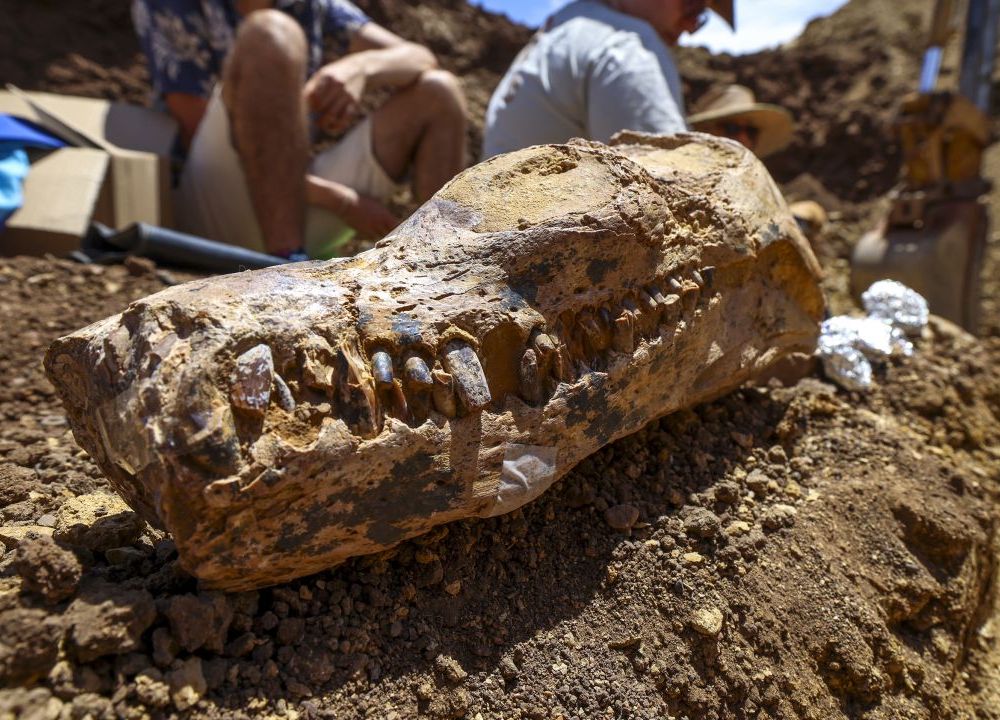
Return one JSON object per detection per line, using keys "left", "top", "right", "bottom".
{"left": 46, "top": 133, "right": 824, "bottom": 590}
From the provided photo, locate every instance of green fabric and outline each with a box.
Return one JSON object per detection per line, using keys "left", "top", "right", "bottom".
{"left": 307, "top": 225, "right": 356, "bottom": 260}
{"left": 305, "top": 205, "right": 356, "bottom": 259}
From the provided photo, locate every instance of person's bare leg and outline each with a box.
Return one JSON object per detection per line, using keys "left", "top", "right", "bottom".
{"left": 371, "top": 69, "right": 467, "bottom": 202}
{"left": 223, "top": 10, "right": 309, "bottom": 255}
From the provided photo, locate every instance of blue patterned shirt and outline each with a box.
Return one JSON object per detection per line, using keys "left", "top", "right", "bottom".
{"left": 132, "top": 0, "right": 370, "bottom": 99}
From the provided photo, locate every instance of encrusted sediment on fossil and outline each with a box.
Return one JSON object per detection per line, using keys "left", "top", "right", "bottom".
{"left": 45, "top": 132, "right": 825, "bottom": 590}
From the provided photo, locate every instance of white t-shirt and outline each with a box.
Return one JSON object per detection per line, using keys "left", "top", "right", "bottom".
{"left": 483, "top": 0, "right": 687, "bottom": 158}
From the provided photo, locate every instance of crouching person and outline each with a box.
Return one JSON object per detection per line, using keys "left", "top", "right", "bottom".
{"left": 133, "top": 0, "right": 467, "bottom": 259}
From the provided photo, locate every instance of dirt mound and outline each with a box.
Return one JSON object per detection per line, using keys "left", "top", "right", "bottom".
{"left": 0, "top": 0, "right": 150, "bottom": 105}
{"left": 1, "top": 0, "right": 1000, "bottom": 718}
{"left": 678, "top": 0, "right": 930, "bottom": 202}
{"left": 1, "top": 255, "right": 998, "bottom": 719}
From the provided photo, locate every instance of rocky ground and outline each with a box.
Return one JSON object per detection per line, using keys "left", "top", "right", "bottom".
{"left": 1, "top": 0, "right": 1000, "bottom": 718}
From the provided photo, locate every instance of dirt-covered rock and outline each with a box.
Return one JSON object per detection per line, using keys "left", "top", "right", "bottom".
{"left": 53, "top": 492, "right": 144, "bottom": 552}
{"left": 0, "top": 606, "right": 64, "bottom": 685}
{"left": 168, "top": 657, "right": 207, "bottom": 711}
{"left": 0, "top": 525, "right": 54, "bottom": 551}
{"left": 161, "top": 592, "right": 234, "bottom": 654}
{"left": 13, "top": 535, "right": 82, "bottom": 603}
{"left": 0, "top": 464, "right": 40, "bottom": 507}
{"left": 0, "top": 687, "right": 64, "bottom": 720}
{"left": 65, "top": 580, "right": 156, "bottom": 662}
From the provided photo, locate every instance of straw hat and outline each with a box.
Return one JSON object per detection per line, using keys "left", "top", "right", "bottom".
{"left": 688, "top": 84, "right": 793, "bottom": 158}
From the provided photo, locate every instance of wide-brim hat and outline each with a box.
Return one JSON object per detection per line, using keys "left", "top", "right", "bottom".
{"left": 707, "top": 0, "right": 735, "bottom": 29}
{"left": 688, "top": 84, "right": 794, "bottom": 158}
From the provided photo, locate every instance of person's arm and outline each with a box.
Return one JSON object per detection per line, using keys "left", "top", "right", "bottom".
{"left": 164, "top": 93, "right": 209, "bottom": 150}
{"left": 344, "top": 22, "right": 437, "bottom": 89}
{"left": 305, "top": 174, "right": 399, "bottom": 239}
{"left": 586, "top": 34, "right": 687, "bottom": 144}
{"left": 304, "top": 23, "right": 438, "bottom": 135}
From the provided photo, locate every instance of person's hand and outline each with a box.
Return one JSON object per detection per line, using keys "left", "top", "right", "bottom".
{"left": 339, "top": 189, "right": 399, "bottom": 239}
{"left": 304, "top": 59, "right": 366, "bottom": 136}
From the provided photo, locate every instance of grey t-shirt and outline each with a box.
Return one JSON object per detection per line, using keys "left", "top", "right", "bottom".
{"left": 483, "top": 0, "right": 687, "bottom": 158}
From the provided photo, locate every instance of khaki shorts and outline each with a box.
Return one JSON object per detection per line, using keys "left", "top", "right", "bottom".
{"left": 175, "top": 88, "right": 404, "bottom": 259}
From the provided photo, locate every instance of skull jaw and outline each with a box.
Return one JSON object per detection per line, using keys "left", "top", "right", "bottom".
{"left": 45, "top": 134, "right": 824, "bottom": 590}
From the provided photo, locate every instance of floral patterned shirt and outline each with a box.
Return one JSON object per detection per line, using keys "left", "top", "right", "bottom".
{"left": 132, "top": 0, "right": 370, "bottom": 99}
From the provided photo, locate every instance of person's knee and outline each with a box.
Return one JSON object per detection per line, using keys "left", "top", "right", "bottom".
{"left": 416, "top": 69, "right": 466, "bottom": 117}
{"left": 229, "top": 10, "right": 307, "bottom": 78}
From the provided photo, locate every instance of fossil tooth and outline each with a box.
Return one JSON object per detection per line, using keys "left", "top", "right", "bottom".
{"left": 442, "top": 341, "right": 492, "bottom": 412}
{"left": 577, "top": 310, "right": 608, "bottom": 353}
{"left": 337, "top": 341, "right": 378, "bottom": 438}
{"left": 668, "top": 277, "right": 684, "bottom": 293}
{"left": 45, "top": 134, "right": 825, "bottom": 591}
{"left": 661, "top": 293, "right": 681, "bottom": 321}
{"left": 519, "top": 348, "right": 542, "bottom": 404}
{"left": 431, "top": 370, "right": 457, "bottom": 418}
{"left": 681, "top": 282, "right": 701, "bottom": 312}
{"left": 403, "top": 356, "right": 433, "bottom": 388}
{"left": 231, "top": 344, "right": 273, "bottom": 416}
{"left": 403, "top": 356, "right": 433, "bottom": 422}
{"left": 560, "top": 312, "right": 587, "bottom": 361}
{"left": 702, "top": 266, "right": 716, "bottom": 288}
{"left": 388, "top": 380, "right": 409, "bottom": 420}
{"left": 692, "top": 269, "right": 705, "bottom": 288}
{"left": 273, "top": 373, "right": 296, "bottom": 412}
{"left": 612, "top": 313, "right": 635, "bottom": 353}
{"left": 372, "top": 350, "right": 394, "bottom": 388}
{"left": 578, "top": 311, "right": 601, "bottom": 337}
{"left": 554, "top": 345, "right": 578, "bottom": 383}
{"left": 639, "top": 290, "right": 658, "bottom": 311}
{"left": 531, "top": 330, "right": 557, "bottom": 359}
{"left": 648, "top": 287, "right": 667, "bottom": 306}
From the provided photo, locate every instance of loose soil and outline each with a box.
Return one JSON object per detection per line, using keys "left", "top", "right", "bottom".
{"left": 1, "top": 1, "right": 1000, "bottom": 718}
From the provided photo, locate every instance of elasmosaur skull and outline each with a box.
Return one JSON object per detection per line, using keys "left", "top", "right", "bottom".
{"left": 45, "top": 133, "right": 825, "bottom": 590}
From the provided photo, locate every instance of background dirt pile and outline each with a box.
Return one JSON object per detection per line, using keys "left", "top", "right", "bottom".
{"left": 1, "top": 0, "right": 1000, "bottom": 718}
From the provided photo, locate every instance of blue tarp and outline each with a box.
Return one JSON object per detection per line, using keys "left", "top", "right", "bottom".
{"left": 0, "top": 114, "right": 66, "bottom": 150}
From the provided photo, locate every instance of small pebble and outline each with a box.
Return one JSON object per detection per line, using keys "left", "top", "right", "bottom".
{"left": 724, "top": 521, "right": 751, "bottom": 536}
{"left": 746, "top": 470, "right": 770, "bottom": 494}
{"left": 762, "top": 504, "right": 798, "bottom": 531}
{"left": 690, "top": 606, "right": 724, "bottom": 637}
{"left": 682, "top": 508, "right": 721, "bottom": 539}
{"left": 604, "top": 504, "right": 639, "bottom": 531}
{"left": 499, "top": 656, "right": 519, "bottom": 681}
{"left": 767, "top": 445, "right": 788, "bottom": 465}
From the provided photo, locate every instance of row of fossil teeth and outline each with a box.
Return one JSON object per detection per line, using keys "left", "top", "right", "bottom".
{"left": 515, "top": 267, "right": 715, "bottom": 405}
{"left": 369, "top": 340, "right": 492, "bottom": 421}
{"left": 225, "top": 267, "right": 714, "bottom": 432}
{"left": 229, "top": 338, "right": 493, "bottom": 436}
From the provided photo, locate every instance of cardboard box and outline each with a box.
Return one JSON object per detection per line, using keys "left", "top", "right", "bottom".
{"left": 0, "top": 89, "right": 178, "bottom": 257}
{"left": 2, "top": 148, "right": 110, "bottom": 256}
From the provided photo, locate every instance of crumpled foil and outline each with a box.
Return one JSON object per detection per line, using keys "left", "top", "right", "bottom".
{"left": 817, "top": 281, "right": 928, "bottom": 391}
{"left": 861, "top": 279, "right": 930, "bottom": 335}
